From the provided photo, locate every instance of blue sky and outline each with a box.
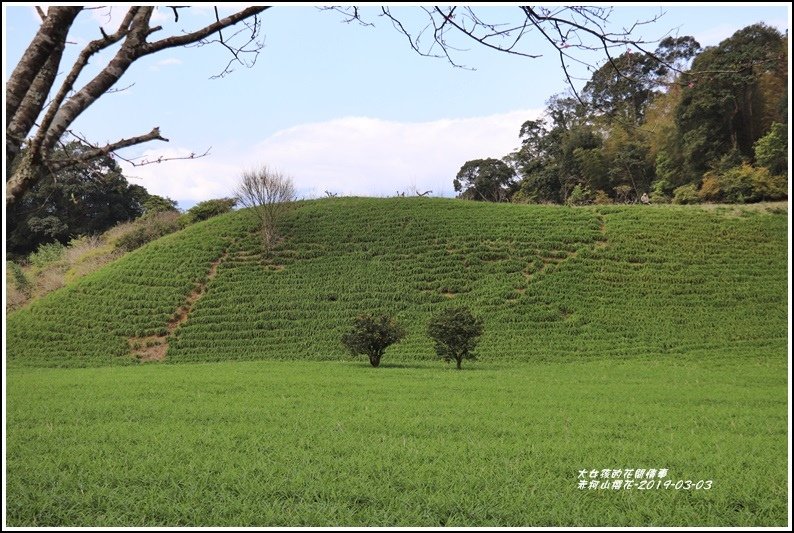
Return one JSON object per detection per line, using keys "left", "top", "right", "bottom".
{"left": 3, "top": 4, "right": 791, "bottom": 208}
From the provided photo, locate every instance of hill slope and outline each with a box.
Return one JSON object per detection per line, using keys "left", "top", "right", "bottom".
{"left": 6, "top": 198, "right": 788, "bottom": 367}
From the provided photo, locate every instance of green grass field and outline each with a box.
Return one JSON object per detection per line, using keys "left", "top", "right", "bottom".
{"left": 5, "top": 198, "right": 789, "bottom": 526}
{"left": 6, "top": 354, "right": 787, "bottom": 526}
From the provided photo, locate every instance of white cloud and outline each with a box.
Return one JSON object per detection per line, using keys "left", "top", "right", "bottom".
{"left": 252, "top": 110, "right": 541, "bottom": 198}
{"left": 119, "top": 147, "right": 240, "bottom": 205}
{"left": 149, "top": 57, "right": 183, "bottom": 71}
{"left": 118, "top": 109, "right": 542, "bottom": 206}
{"left": 156, "top": 57, "right": 182, "bottom": 66}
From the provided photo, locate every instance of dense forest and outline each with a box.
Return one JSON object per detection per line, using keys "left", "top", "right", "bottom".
{"left": 455, "top": 23, "right": 788, "bottom": 205}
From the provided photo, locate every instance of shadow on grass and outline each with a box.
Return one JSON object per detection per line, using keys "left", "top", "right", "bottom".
{"left": 356, "top": 361, "right": 493, "bottom": 371}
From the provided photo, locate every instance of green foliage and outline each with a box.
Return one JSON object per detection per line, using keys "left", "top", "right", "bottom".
{"left": 476, "top": 24, "right": 786, "bottom": 206}
{"left": 697, "top": 163, "right": 786, "bottom": 204}
{"left": 573, "top": 147, "right": 609, "bottom": 192}
{"left": 750, "top": 168, "right": 787, "bottom": 201}
{"left": 583, "top": 36, "right": 701, "bottom": 125}
{"left": 717, "top": 163, "right": 760, "bottom": 203}
{"left": 510, "top": 167, "right": 561, "bottom": 204}
{"left": 676, "top": 24, "right": 787, "bottom": 179}
{"left": 6, "top": 142, "right": 151, "bottom": 256}
{"left": 28, "top": 242, "right": 66, "bottom": 268}
{"left": 754, "top": 122, "right": 787, "bottom": 175}
{"left": 7, "top": 261, "right": 30, "bottom": 293}
{"left": 672, "top": 184, "right": 700, "bottom": 204}
{"left": 566, "top": 184, "right": 594, "bottom": 206}
{"left": 183, "top": 197, "right": 237, "bottom": 225}
{"left": 115, "top": 211, "right": 184, "bottom": 252}
{"left": 654, "top": 152, "right": 678, "bottom": 186}
{"left": 427, "top": 306, "right": 484, "bottom": 369}
{"left": 142, "top": 195, "right": 179, "bottom": 216}
{"left": 649, "top": 179, "right": 672, "bottom": 203}
{"left": 341, "top": 313, "right": 405, "bottom": 367}
{"left": 454, "top": 158, "right": 515, "bottom": 202}
{"left": 6, "top": 198, "right": 788, "bottom": 368}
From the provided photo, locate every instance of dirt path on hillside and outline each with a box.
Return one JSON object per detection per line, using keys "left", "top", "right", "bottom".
{"left": 129, "top": 251, "right": 227, "bottom": 362}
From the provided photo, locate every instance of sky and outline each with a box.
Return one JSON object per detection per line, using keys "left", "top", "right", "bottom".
{"left": 3, "top": 3, "right": 791, "bottom": 208}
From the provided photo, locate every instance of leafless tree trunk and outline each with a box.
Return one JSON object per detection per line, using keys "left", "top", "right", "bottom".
{"left": 6, "top": 6, "right": 268, "bottom": 206}
{"left": 235, "top": 166, "right": 296, "bottom": 254}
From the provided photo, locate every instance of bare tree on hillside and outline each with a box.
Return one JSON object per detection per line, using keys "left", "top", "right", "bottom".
{"left": 235, "top": 166, "right": 296, "bottom": 254}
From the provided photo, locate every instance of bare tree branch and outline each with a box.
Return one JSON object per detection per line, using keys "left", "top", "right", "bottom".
{"left": 31, "top": 7, "right": 139, "bottom": 157}
{"left": 7, "top": 6, "right": 271, "bottom": 206}
{"left": 142, "top": 7, "right": 268, "bottom": 54}
{"left": 188, "top": 8, "right": 265, "bottom": 79}
{"left": 113, "top": 147, "right": 212, "bottom": 168}
{"left": 49, "top": 127, "right": 169, "bottom": 172}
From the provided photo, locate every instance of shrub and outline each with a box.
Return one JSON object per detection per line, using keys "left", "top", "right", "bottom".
{"left": 614, "top": 184, "right": 634, "bottom": 204}
{"left": 28, "top": 242, "right": 66, "bottom": 268}
{"left": 672, "top": 184, "right": 700, "bottom": 204}
{"left": 7, "top": 261, "right": 30, "bottom": 294}
{"left": 6, "top": 262, "right": 31, "bottom": 310}
{"left": 698, "top": 173, "right": 721, "bottom": 202}
{"left": 592, "top": 190, "right": 612, "bottom": 205}
{"left": 341, "top": 313, "right": 405, "bottom": 367}
{"left": 695, "top": 163, "right": 785, "bottom": 204}
{"left": 566, "top": 184, "right": 593, "bottom": 206}
{"left": 427, "top": 306, "right": 484, "bottom": 370}
{"left": 754, "top": 122, "right": 787, "bottom": 175}
{"left": 649, "top": 179, "right": 672, "bottom": 204}
{"left": 115, "top": 211, "right": 183, "bottom": 252}
{"left": 717, "top": 163, "right": 756, "bottom": 203}
{"left": 183, "top": 197, "right": 237, "bottom": 225}
{"left": 751, "top": 170, "right": 787, "bottom": 201}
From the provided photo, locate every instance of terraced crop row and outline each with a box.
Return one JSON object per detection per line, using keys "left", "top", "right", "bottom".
{"left": 6, "top": 198, "right": 788, "bottom": 367}
{"left": 5, "top": 214, "right": 240, "bottom": 367}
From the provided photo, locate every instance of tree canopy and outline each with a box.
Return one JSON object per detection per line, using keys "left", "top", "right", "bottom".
{"left": 459, "top": 23, "right": 787, "bottom": 205}
{"left": 6, "top": 141, "right": 158, "bottom": 256}
{"left": 454, "top": 158, "right": 515, "bottom": 202}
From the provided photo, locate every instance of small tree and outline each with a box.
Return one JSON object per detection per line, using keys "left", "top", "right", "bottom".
{"left": 235, "top": 166, "right": 295, "bottom": 253}
{"left": 341, "top": 313, "right": 405, "bottom": 368}
{"left": 454, "top": 158, "right": 515, "bottom": 202}
{"left": 427, "top": 307, "right": 484, "bottom": 370}
{"left": 754, "top": 122, "right": 787, "bottom": 176}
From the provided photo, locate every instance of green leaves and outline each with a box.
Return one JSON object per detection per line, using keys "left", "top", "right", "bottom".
{"left": 427, "top": 307, "right": 483, "bottom": 369}
{"left": 454, "top": 158, "right": 515, "bottom": 202}
{"left": 341, "top": 314, "right": 405, "bottom": 367}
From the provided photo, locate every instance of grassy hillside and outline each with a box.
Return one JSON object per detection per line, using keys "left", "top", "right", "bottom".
{"left": 6, "top": 197, "right": 788, "bottom": 367}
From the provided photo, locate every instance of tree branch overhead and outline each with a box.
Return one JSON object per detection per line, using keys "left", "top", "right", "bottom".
{"left": 5, "top": 6, "right": 269, "bottom": 206}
